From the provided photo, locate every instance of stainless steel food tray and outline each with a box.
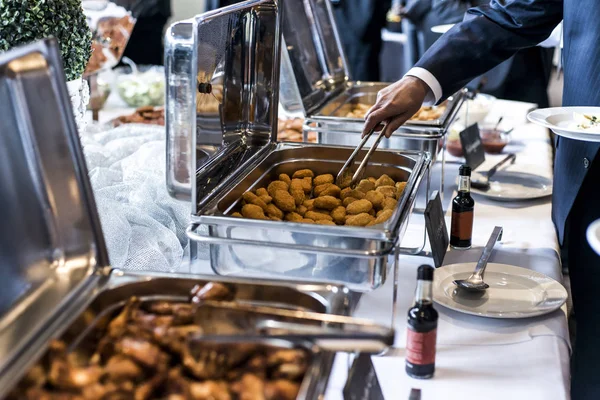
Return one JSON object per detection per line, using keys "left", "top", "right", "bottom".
{"left": 187, "top": 142, "right": 430, "bottom": 291}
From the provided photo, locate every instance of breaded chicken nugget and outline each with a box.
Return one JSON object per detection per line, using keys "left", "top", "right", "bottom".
{"left": 256, "top": 188, "right": 269, "bottom": 197}
{"left": 356, "top": 179, "right": 375, "bottom": 193}
{"left": 279, "top": 173, "right": 292, "bottom": 185}
{"left": 314, "top": 196, "right": 341, "bottom": 210}
{"left": 343, "top": 197, "right": 359, "bottom": 207}
{"left": 260, "top": 195, "right": 272, "bottom": 204}
{"left": 265, "top": 203, "right": 284, "bottom": 220}
{"left": 231, "top": 212, "right": 243, "bottom": 218}
{"left": 241, "top": 204, "right": 267, "bottom": 220}
{"left": 292, "top": 169, "right": 314, "bottom": 179}
{"left": 243, "top": 191, "right": 268, "bottom": 211}
{"left": 347, "top": 199, "right": 373, "bottom": 215}
{"left": 346, "top": 213, "right": 375, "bottom": 227}
{"left": 341, "top": 188, "right": 366, "bottom": 201}
{"left": 302, "top": 218, "right": 315, "bottom": 224}
{"left": 297, "top": 205, "right": 308, "bottom": 216}
{"left": 290, "top": 187, "right": 305, "bottom": 206}
{"left": 365, "top": 190, "right": 385, "bottom": 209}
{"left": 268, "top": 180, "right": 289, "bottom": 197}
{"left": 302, "top": 177, "right": 313, "bottom": 193}
{"left": 396, "top": 181, "right": 407, "bottom": 198}
{"left": 305, "top": 211, "right": 333, "bottom": 222}
{"left": 368, "top": 177, "right": 377, "bottom": 184}
{"left": 319, "top": 184, "right": 341, "bottom": 198}
{"left": 270, "top": 216, "right": 282, "bottom": 221}
{"left": 285, "top": 212, "right": 303, "bottom": 222}
{"left": 273, "top": 190, "right": 296, "bottom": 212}
{"left": 316, "top": 220, "right": 336, "bottom": 226}
{"left": 367, "top": 209, "right": 394, "bottom": 226}
{"left": 314, "top": 174, "right": 334, "bottom": 187}
{"left": 314, "top": 183, "right": 332, "bottom": 197}
{"left": 331, "top": 206, "right": 347, "bottom": 225}
{"left": 376, "top": 185, "right": 397, "bottom": 198}
{"left": 303, "top": 199, "right": 315, "bottom": 211}
{"left": 382, "top": 197, "right": 398, "bottom": 211}
{"left": 337, "top": 173, "right": 352, "bottom": 189}
{"left": 375, "top": 174, "right": 395, "bottom": 188}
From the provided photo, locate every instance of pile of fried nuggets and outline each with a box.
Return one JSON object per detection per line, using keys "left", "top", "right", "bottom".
{"left": 231, "top": 170, "right": 407, "bottom": 227}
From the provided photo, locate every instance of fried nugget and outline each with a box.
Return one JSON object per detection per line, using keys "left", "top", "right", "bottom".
{"left": 305, "top": 211, "right": 333, "bottom": 222}
{"left": 289, "top": 187, "right": 305, "bottom": 206}
{"left": 346, "top": 213, "right": 375, "bottom": 227}
{"left": 369, "top": 209, "right": 376, "bottom": 217}
{"left": 367, "top": 209, "right": 394, "bottom": 226}
{"left": 320, "top": 184, "right": 341, "bottom": 198}
{"left": 382, "top": 197, "right": 398, "bottom": 211}
{"left": 303, "top": 199, "right": 315, "bottom": 211}
{"left": 375, "top": 174, "right": 395, "bottom": 188}
{"left": 302, "top": 218, "right": 315, "bottom": 224}
{"left": 279, "top": 174, "right": 292, "bottom": 186}
{"left": 314, "top": 196, "right": 341, "bottom": 210}
{"left": 314, "top": 183, "right": 332, "bottom": 197}
{"left": 297, "top": 205, "right": 308, "bottom": 216}
{"left": 343, "top": 197, "right": 359, "bottom": 207}
{"left": 259, "top": 194, "right": 272, "bottom": 204}
{"left": 337, "top": 173, "right": 352, "bottom": 189}
{"left": 265, "top": 204, "right": 284, "bottom": 220}
{"left": 368, "top": 177, "right": 377, "bottom": 184}
{"left": 302, "top": 177, "right": 313, "bottom": 193}
{"left": 285, "top": 212, "right": 303, "bottom": 222}
{"left": 331, "top": 206, "right": 347, "bottom": 225}
{"left": 347, "top": 199, "right": 373, "bottom": 215}
{"left": 314, "top": 174, "right": 334, "bottom": 186}
{"left": 268, "top": 181, "right": 289, "bottom": 197}
{"left": 292, "top": 169, "right": 314, "bottom": 179}
{"left": 270, "top": 216, "right": 282, "bottom": 221}
{"left": 273, "top": 190, "right": 296, "bottom": 212}
{"left": 256, "top": 188, "right": 269, "bottom": 197}
{"left": 376, "top": 185, "right": 397, "bottom": 198}
{"left": 241, "top": 204, "right": 267, "bottom": 220}
{"left": 232, "top": 212, "right": 243, "bottom": 218}
{"left": 243, "top": 192, "right": 268, "bottom": 211}
{"left": 356, "top": 179, "right": 375, "bottom": 193}
{"left": 396, "top": 181, "right": 407, "bottom": 198}
{"left": 316, "top": 220, "right": 336, "bottom": 226}
{"left": 365, "top": 190, "right": 385, "bottom": 209}
{"left": 341, "top": 188, "right": 365, "bottom": 200}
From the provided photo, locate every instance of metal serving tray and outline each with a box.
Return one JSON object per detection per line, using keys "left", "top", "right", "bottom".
{"left": 0, "top": 39, "right": 349, "bottom": 399}
{"left": 277, "top": 0, "right": 465, "bottom": 161}
{"left": 187, "top": 142, "right": 430, "bottom": 291}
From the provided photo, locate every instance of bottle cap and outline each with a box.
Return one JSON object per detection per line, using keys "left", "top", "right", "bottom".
{"left": 459, "top": 164, "right": 471, "bottom": 177}
{"left": 417, "top": 265, "right": 434, "bottom": 281}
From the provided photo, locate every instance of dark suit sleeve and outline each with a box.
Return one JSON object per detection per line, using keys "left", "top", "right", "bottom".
{"left": 415, "top": 0, "right": 563, "bottom": 102}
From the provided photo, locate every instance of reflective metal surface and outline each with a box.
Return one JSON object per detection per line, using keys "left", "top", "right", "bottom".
{"left": 188, "top": 143, "right": 430, "bottom": 291}
{"left": 0, "top": 39, "right": 109, "bottom": 390}
{"left": 166, "top": 0, "right": 283, "bottom": 203}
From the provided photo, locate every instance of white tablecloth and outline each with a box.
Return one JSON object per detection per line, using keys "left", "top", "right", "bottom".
{"left": 84, "top": 99, "right": 570, "bottom": 399}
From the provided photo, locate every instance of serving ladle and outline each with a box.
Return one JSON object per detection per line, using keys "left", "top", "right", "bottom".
{"left": 453, "top": 226, "right": 503, "bottom": 291}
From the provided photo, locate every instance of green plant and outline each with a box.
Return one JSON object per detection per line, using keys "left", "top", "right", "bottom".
{"left": 0, "top": 0, "right": 92, "bottom": 81}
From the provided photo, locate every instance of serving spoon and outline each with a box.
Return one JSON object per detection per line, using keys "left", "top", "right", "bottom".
{"left": 453, "top": 226, "right": 503, "bottom": 291}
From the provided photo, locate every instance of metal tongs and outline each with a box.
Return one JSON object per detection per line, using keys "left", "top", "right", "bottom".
{"left": 336, "top": 123, "right": 389, "bottom": 188}
{"left": 193, "top": 300, "right": 395, "bottom": 354}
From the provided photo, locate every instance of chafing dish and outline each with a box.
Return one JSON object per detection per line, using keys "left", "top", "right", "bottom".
{"left": 0, "top": 39, "right": 350, "bottom": 399}
{"left": 164, "top": 0, "right": 431, "bottom": 290}
{"left": 277, "top": 0, "right": 465, "bottom": 163}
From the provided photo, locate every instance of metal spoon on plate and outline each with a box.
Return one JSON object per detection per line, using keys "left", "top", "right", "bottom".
{"left": 453, "top": 226, "right": 503, "bottom": 291}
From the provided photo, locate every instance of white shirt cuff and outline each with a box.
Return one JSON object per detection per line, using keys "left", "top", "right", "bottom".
{"left": 404, "top": 67, "right": 443, "bottom": 106}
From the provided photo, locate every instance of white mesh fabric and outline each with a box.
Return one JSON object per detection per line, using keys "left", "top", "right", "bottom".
{"left": 81, "top": 123, "right": 190, "bottom": 272}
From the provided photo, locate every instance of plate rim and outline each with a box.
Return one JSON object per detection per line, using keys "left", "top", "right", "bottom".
{"left": 469, "top": 170, "right": 553, "bottom": 201}
{"left": 528, "top": 106, "right": 600, "bottom": 141}
{"left": 433, "top": 262, "right": 568, "bottom": 319}
{"left": 587, "top": 219, "right": 600, "bottom": 256}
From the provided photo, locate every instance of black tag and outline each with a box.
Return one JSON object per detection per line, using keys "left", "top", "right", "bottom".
{"left": 343, "top": 354, "right": 385, "bottom": 400}
{"left": 459, "top": 123, "right": 485, "bottom": 170}
{"left": 425, "top": 190, "right": 448, "bottom": 268}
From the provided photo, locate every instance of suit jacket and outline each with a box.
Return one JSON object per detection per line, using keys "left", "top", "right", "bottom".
{"left": 415, "top": 0, "right": 600, "bottom": 244}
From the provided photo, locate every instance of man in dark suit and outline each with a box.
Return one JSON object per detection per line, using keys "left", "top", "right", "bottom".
{"left": 363, "top": 1, "right": 600, "bottom": 397}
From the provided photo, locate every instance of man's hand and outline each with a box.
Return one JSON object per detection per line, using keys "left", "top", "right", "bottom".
{"left": 362, "top": 76, "right": 429, "bottom": 138}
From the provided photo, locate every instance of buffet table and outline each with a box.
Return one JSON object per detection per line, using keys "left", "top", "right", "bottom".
{"left": 83, "top": 99, "right": 569, "bottom": 399}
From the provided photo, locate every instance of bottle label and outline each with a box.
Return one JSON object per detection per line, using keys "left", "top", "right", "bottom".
{"left": 406, "top": 327, "right": 437, "bottom": 365}
{"left": 451, "top": 210, "right": 473, "bottom": 240}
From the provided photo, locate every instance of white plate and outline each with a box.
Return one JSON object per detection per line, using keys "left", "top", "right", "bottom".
{"left": 528, "top": 107, "right": 600, "bottom": 142}
{"left": 470, "top": 169, "right": 552, "bottom": 201}
{"left": 587, "top": 219, "right": 600, "bottom": 256}
{"left": 433, "top": 263, "right": 568, "bottom": 319}
{"left": 431, "top": 24, "right": 455, "bottom": 34}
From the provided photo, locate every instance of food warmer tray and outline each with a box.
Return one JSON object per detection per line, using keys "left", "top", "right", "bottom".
{"left": 0, "top": 39, "right": 349, "bottom": 399}
{"left": 277, "top": 0, "right": 465, "bottom": 161}
{"left": 164, "top": 0, "right": 431, "bottom": 290}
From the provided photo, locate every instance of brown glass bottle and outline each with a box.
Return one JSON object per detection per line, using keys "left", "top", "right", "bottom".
{"left": 450, "top": 164, "right": 475, "bottom": 249}
{"left": 406, "top": 265, "right": 438, "bottom": 379}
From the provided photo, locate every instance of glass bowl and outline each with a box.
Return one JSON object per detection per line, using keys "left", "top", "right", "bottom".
{"left": 115, "top": 65, "right": 165, "bottom": 107}
{"left": 480, "top": 124, "right": 511, "bottom": 154}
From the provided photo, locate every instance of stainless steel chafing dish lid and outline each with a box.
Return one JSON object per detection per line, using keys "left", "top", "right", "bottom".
{"left": 0, "top": 39, "right": 109, "bottom": 385}
{"left": 165, "top": 0, "right": 282, "bottom": 203}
